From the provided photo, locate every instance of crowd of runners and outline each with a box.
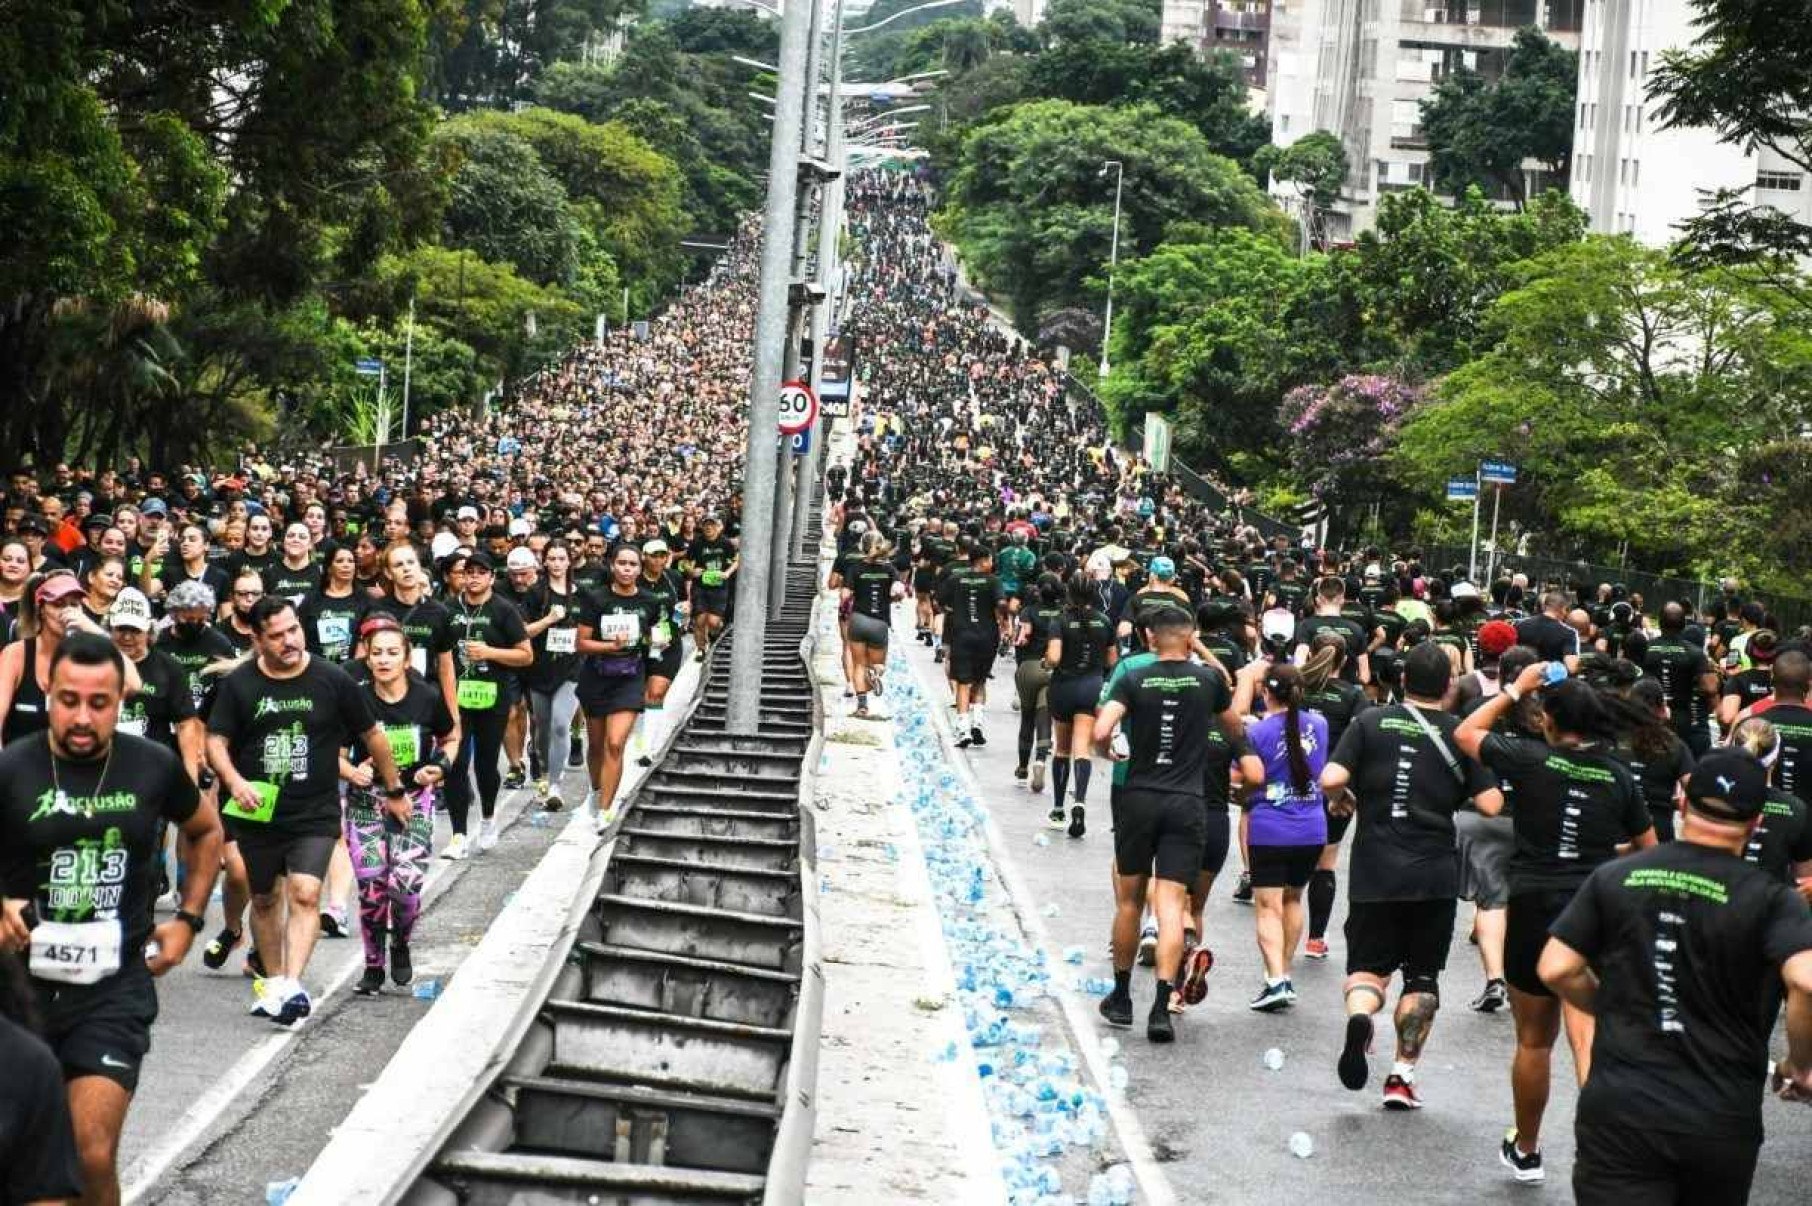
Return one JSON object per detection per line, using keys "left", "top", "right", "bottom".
{"left": 1, "top": 169, "right": 1810, "bottom": 1205}
{"left": 0, "top": 236, "right": 765, "bottom": 1203}
{"left": 824, "top": 174, "right": 1812, "bottom": 1201}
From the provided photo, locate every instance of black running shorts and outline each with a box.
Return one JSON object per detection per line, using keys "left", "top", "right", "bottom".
{"left": 1247, "top": 843, "right": 1321, "bottom": 890}
{"left": 578, "top": 670, "right": 647, "bottom": 718}
{"left": 1048, "top": 673, "right": 1103, "bottom": 723}
{"left": 847, "top": 611, "right": 890, "bottom": 648}
{"left": 694, "top": 585, "right": 730, "bottom": 617}
{"left": 1343, "top": 898, "right": 1457, "bottom": 983}
{"left": 1111, "top": 788, "right": 1206, "bottom": 884}
{"left": 238, "top": 828, "right": 337, "bottom": 895}
{"left": 1197, "top": 807, "right": 1231, "bottom": 880}
{"left": 38, "top": 970, "right": 158, "bottom": 1093}
{"left": 1572, "top": 1118, "right": 1758, "bottom": 1206}
{"left": 946, "top": 634, "right": 996, "bottom": 685}
{"left": 1505, "top": 888, "right": 1576, "bottom": 997}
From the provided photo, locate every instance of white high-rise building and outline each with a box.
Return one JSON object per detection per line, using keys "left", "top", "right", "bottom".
{"left": 1572, "top": 0, "right": 1811, "bottom": 244}
{"left": 1268, "top": 1, "right": 1584, "bottom": 240}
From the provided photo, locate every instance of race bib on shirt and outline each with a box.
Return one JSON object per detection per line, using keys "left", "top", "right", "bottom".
{"left": 31, "top": 919, "right": 123, "bottom": 985}
{"left": 545, "top": 627, "right": 577, "bottom": 655}
{"left": 595, "top": 613, "right": 641, "bottom": 645}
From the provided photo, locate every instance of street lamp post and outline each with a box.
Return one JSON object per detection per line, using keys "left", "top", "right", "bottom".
{"left": 1099, "top": 159, "right": 1124, "bottom": 381}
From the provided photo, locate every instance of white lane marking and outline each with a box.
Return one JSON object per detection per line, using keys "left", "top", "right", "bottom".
{"left": 899, "top": 633, "right": 1178, "bottom": 1206}
{"left": 121, "top": 661, "right": 699, "bottom": 1203}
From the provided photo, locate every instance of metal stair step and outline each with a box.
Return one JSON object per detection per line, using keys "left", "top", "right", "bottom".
{"left": 542, "top": 999, "right": 792, "bottom": 1100}
{"left": 575, "top": 941, "right": 798, "bottom": 1028}
{"left": 503, "top": 1073, "right": 778, "bottom": 1174}
{"left": 429, "top": 1149, "right": 765, "bottom": 1204}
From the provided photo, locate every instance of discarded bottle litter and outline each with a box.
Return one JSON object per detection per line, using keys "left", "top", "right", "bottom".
{"left": 1289, "top": 1131, "right": 1315, "bottom": 1159}
{"left": 412, "top": 978, "right": 443, "bottom": 1001}
{"left": 1263, "top": 1047, "right": 1285, "bottom": 1071}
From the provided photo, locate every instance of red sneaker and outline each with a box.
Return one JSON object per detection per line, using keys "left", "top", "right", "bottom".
{"left": 1180, "top": 945, "right": 1215, "bottom": 1005}
{"left": 1304, "top": 938, "right": 1329, "bottom": 960}
{"left": 1381, "top": 1074, "right": 1423, "bottom": 1110}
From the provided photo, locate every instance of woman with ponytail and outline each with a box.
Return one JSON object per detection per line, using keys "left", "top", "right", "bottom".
{"left": 1299, "top": 634, "right": 1368, "bottom": 960}
{"left": 1232, "top": 658, "right": 1329, "bottom": 1012}
{"left": 1456, "top": 665, "right": 1657, "bottom": 1180}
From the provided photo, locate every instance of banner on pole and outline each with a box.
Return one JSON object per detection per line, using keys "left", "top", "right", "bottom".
{"left": 1143, "top": 414, "right": 1173, "bottom": 473}
{"left": 1447, "top": 477, "right": 1479, "bottom": 500}
{"left": 819, "top": 332, "right": 854, "bottom": 418}
{"left": 1480, "top": 459, "right": 1517, "bottom": 485}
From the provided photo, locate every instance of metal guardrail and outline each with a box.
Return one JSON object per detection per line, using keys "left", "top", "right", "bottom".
{"left": 360, "top": 553, "right": 825, "bottom": 1205}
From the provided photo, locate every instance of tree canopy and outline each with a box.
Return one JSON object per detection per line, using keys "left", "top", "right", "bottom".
{"left": 1419, "top": 26, "right": 1577, "bottom": 205}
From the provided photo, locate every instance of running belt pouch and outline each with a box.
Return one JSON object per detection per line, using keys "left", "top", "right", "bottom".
{"left": 457, "top": 678, "right": 499, "bottom": 710}
{"left": 590, "top": 654, "right": 642, "bottom": 677}
{"left": 224, "top": 779, "right": 281, "bottom": 823}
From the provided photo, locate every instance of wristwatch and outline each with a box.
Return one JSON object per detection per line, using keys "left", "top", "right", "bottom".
{"left": 383, "top": 785, "right": 408, "bottom": 798}
{"left": 175, "top": 909, "right": 206, "bottom": 934}
{"left": 197, "top": 768, "right": 216, "bottom": 790}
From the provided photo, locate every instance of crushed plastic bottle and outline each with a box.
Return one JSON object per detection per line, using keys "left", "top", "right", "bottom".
{"left": 1263, "top": 1047, "right": 1285, "bottom": 1071}
{"left": 1099, "top": 1037, "right": 1120, "bottom": 1059}
{"left": 1042, "top": 902, "right": 1061, "bottom": 917}
{"left": 1032, "top": 832, "right": 1050, "bottom": 847}
{"left": 1289, "top": 1131, "right": 1315, "bottom": 1159}
{"left": 412, "top": 978, "right": 443, "bottom": 1001}
{"left": 265, "top": 1178, "right": 301, "bottom": 1206}
{"left": 1063, "top": 945, "right": 1086, "bottom": 964}
{"left": 1107, "top": 1065, "right": 1130, "bottom": 1092}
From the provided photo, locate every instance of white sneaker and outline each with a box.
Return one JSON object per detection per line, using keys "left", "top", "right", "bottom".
{"left": 248, "top": 976, "right": 290, "bottom": 1018}
{"left": 581, "top": 790, "right": 599, "bottom": 818}
{"left": 478, "top": 818, "right": 499, "bottom": 852}
{"left": 441, "top": 832, "right": 469, "bottom": 861}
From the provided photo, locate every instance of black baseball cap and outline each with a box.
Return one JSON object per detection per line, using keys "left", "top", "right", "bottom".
{"left": 1686, "top": 750, "right": 1769, "bottom": 821}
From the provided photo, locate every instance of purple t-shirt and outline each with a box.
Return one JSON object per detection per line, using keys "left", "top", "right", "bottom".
{"left": 1247, "top": 709, "right": 1329, "bottom": 847}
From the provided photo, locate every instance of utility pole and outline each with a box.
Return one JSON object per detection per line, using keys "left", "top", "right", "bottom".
{"left": 793, "top": 0, "right": 845, "bottom": 561}
{"left": 727, "top": 0, "right": 814, "bottom": 734}
{"left": 770, "top": 0, "right": 829, "bottom": 614}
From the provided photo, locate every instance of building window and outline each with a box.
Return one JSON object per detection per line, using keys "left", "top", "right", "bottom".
{"left": 1630, "top": 160, "right": 1639, "bottom": 188}
{"left": 1757, "top": 171, "right": 1803, "bottom": 192}
{"left": 1279, "top": 114, "right": 1290, "bottom": 133}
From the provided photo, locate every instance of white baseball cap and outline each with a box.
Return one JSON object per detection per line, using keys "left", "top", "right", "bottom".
{"left": 506, "top": 547, "right": 538, "bottom": 572}
{"left": 107, "top": 588, "right": 154, "bottom": 631}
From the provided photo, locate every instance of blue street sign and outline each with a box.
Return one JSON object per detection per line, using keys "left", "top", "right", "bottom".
{"left": 1480, "top": 459, "right": 1517, "bottom": 485}
{"left": 355, "top": 358, "right": 383, "bottom": 377}
{"left": 1447, "top": 477, "right": 1479, "bottom": 501}
{"left": 788, "top": 428, "right": 812, "bottom": 456}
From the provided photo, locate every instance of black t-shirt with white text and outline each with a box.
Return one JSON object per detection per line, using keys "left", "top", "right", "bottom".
{"left": 116, "top": 648, "right": 197, "bottom": 754}
{"left": 1762, "top": 701, "right": 1812, "bottom": 807}
{"left": 1331, "top": 705, "right": 1496, "bottom": 901}
{"left": 1480, "top": 733, "right": 1652, "bottom": 894}
{"left": 1551, "top": 840, "right": 1812, "bottom": 1139}
{"left": 1106, "top": 659, "right": 1232, "bottom": 797}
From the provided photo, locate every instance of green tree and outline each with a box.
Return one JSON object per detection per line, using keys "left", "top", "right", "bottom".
{"left": 1419, "top": 26, "right": 1577, "bottom": 205}
{"left": 1343, "top": 186, "right": 1587, "bottom": 374}
{"left": 1098, "top": 230, "right": 1325, "bottom": 461}
{"left": 1041, "top": 0, "right": 1161, "bottom": 46}
{"left": 1394, "top": 237, "right": 1812, "bottom": 575}
{"left": 1255, "top": 130, "right": 1349, "bottom": 212}
{"left": 943, "top": 99, "right": 1284, "bottom": 327}
{"left": 1649, "top": 0, "right": 1812, "bottom": 309}
{"left": 433, "top": 121, "right": 580, "bottom": 285}
{"left": 1023, "top": 42, "right": 1270, "bottom": 174}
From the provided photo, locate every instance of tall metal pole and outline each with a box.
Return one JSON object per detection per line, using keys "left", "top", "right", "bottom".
{"left": 1468, "top": 468, "right": 1481, "bottom": 583}
{"left": 770, "top": 0, "right": 829, "bottom": 614}
{"left": 1486, "top": 484, "right": 1503, "bottom": 584}
{"left": 401, "top": 295, "right": 416, "bottom": 442}
{"left": 727, "top": 0, "right": 814, "bottom": 734}
{"left": 793, "top": 0, "right": 845, "bottom": 560}
{"left": 1099, "top": 160, "right": 1124, "bottom": 380}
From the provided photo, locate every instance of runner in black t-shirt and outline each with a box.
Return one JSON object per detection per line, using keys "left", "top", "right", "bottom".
{"left": 682, "top": 515, "right": 737, "bottom": 662}
{"left": 634, "top": 540, "right": 688, "bottom": 766}
{"left": 1323, "top": 642, "right": 1500, "bottom": 1109}
{"left": 340, "top": 617, "right": 458, "bottom": 995}
{"left": 938, "top": 545, "right": 1005, "bottom": 748}
{"left": 0, "top": 635, "right": 222, "bottom": 1204}
{"left": 1292, "top": 577, "right": 1370, "bottom": 686}
{"left": 0, "top": 993, "right": 83, "bottom": 1206}
{"left": 1539, "top": 750, "right": 1812, "bottom": 1204}
{"left": 1298, "top": 632, "right": 1372, "bottom": 961}
{"left": 576, "top": 544, "right": 664, "bottom": 829}
{"left": 1728, "top": 716, "right": 1812, "bottom": 889}
{"left": 1093, "top": 603, "right": 1243, "bottom": 1042}
{"left": 842, "top": 532, "right": 900, "bottom": 719}
{"left": 1718, "top": 629, "right": 1776, "bottom": 730}
{"left": 443, "top": 550, "right": 532, "bottom": 857}
{"left": 1044, "top": 576, "right": 1116, "bottom": 837}
{"left": 1012, "top": 577, "right": 1063, "bottom": 792}
{"left": 208, "top": 598, "right": 406, "bottom": 1027}
{"left": 1456, "top": 666, "right": 1657, "bottom": 1184}
{"left": 1638, "top": 603, "right": 1718, "bottom": 756}
{"left": 1614, "top": 677, "right": 1695, "bottom": 841}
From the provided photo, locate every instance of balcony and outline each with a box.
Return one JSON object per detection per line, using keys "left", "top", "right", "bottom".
{"left": 1212, "top": 9, "right": 1270, "bottom": 33}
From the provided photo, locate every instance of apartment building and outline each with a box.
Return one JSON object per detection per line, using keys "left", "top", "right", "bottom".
{"left": 1572, "top": 0, "right": 1810, "bottom": 245}
{"left": 1162, "top": 1, "right": 1273, "bottom": 88}
{"left": 1268, "top": 0, "right": 1584, "bottom": 239}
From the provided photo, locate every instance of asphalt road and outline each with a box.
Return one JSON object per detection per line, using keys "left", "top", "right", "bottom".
{"left": 892, "top": 629, "right": 1812, "bottom": 1205}
{"left": 119, "top": 659, "right": 699, "bottom": 1203}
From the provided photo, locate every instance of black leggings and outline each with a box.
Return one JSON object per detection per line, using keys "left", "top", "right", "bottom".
{"left": 447, "top": 704, "right": 509, "bottom": 835}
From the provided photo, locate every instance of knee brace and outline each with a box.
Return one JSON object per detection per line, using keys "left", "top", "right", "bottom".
{"left": 1403, "top": 974, "right": 1441, "bottom": 1003}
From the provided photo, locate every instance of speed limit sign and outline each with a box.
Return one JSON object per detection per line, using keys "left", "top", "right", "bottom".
{"left": 777, "top": 380, "right": 818, "bottom": 435}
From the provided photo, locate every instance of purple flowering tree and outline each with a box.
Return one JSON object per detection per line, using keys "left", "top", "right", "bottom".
{"left": 1278, "top": 374, "right": 1425, "bottom": 507}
